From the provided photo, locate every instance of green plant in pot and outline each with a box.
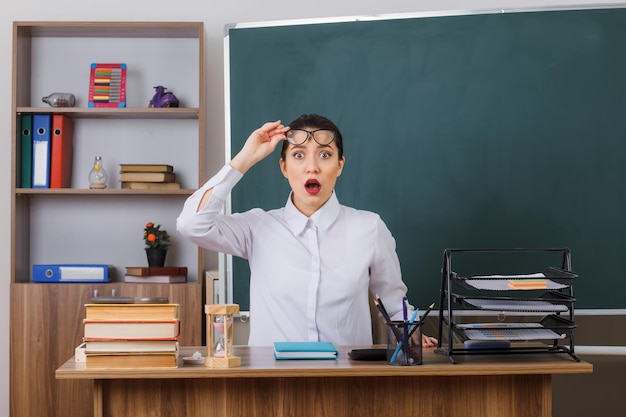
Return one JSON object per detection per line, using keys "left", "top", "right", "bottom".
{"left": 144, "top": 222, "right": 171, "bottom": 267}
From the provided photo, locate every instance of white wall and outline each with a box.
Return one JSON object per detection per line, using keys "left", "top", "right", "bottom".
{"left": 0, "top": 0, "right": 621, "bottom": 414}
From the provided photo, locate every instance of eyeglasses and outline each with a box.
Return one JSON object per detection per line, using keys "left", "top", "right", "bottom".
{"left": 286, "top": 129, "right": 336, "bottom": 146}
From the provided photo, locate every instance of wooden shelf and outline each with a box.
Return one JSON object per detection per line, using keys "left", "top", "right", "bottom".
{"left": 18, "top": 21, "right": 203, "bottom": 38}
{"left": 10, "top": 21, "right": 206, "bottom": 417}
{"left": 15, "top": 188, "right": 195, "bottom": 196}
{"left": 16, "top": 107, "right": 200, "bottom": 119}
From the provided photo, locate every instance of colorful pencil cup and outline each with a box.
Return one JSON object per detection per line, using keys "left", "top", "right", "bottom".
{"left": 386, "top": 320, "right": 423, "bottom": 366}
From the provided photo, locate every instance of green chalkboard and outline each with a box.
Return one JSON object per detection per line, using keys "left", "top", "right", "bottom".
{"left": 226, "top": 7, "right": 626, "bottom": 311}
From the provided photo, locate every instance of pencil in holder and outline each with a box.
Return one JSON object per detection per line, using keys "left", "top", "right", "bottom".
{"left": 385, "top": 320, "right": 422, "bottom": 366}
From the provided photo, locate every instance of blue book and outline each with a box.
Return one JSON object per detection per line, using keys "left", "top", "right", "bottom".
{"left": 273, "top": 341, "right": 338, "bottom": 360}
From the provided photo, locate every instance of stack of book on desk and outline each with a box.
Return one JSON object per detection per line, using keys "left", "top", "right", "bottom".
{"left": 123, "top": 266, "right": 188, "bottom": 283}
{"left": 82, "top": 302, "right": 180, "bottom": 368}
{"left": 119, "top": 163, "right": 180, "bottom": 189}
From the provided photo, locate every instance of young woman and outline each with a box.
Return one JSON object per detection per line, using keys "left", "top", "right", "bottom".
{"left": 177, "top": 114, "right": 436, "bottom": 347}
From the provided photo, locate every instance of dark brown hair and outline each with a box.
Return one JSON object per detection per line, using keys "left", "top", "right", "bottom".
{"left": 280, "top": 114, "right": 344, "bottom": 160}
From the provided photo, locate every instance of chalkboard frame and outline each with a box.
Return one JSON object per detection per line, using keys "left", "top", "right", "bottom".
{"left": 224, "top": 5, "right": 626, "bottom": 312}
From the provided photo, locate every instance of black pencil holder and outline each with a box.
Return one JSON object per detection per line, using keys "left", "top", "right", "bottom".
{"left": 385, "top": 320, "right": 423, "bottom": 366}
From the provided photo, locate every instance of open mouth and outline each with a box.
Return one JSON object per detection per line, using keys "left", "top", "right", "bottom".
{"left": 305, "top": 179, "right": 321, "bottom": 195}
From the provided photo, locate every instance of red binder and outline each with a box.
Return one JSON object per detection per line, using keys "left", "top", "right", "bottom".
{"left": 50, "top": 114, "right": 74, "bottom": 188}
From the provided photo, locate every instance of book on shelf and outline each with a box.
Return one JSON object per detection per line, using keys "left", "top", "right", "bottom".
{"left": 124, "top": 274, "right": 187, "bottom": 284}
{"left": 125, "top": 266, "right": 188, "bottom": 277}
{"left": 119, "top": 164, "right": 174, "bottom": 173}
{"left": 273, "top": 341, "right": 339, "bottom": 360}
{"left": 121, "top": 181, "right": 181, "bottom": 190}
{"left": 119, "top": 171, "right": 176, "bottom": 183}
{"left": 84, "top": 339, "right": 179, "bottom": 354}
{"left": 83, "top": 319, "right": 180, "bottom": 340}
{"left": 85, "top": 352, "right": 178, "bottom": 368}
{"left": 84, "top": 303, "right": 179, "bottom": 320}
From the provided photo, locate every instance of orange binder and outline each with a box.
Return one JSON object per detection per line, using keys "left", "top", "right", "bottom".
{"left": 50, "top": 114, "right": 73, "bottom": 188}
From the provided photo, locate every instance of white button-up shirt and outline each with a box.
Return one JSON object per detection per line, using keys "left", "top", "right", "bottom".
{"left": 177, "top": 164, "right": 412, "bottom": 346}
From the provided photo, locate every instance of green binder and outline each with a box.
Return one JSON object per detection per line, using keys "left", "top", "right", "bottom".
{"left": 20, "top": 113, "right": 33, "bottom": 188}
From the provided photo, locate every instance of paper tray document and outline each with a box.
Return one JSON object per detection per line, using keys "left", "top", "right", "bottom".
{"left": 463, "top": 298, "right": 569, "bottom": 312}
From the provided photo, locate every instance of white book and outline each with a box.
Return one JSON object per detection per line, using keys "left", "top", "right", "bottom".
{"left": 124, "top": 274, "right": 186, "bottom": 284}
{"left": 84, "top": 339, "right": 179, "bottom": 353}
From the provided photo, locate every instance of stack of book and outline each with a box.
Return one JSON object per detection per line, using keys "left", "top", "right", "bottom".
{"left": 124, "top": 266, "right": 188, "bottom": 283}
{"left": 119, "top": 163, "right": 180, "bottom": 190}
{"left": 82, "top": 302, "right": 181, "bottom": 368}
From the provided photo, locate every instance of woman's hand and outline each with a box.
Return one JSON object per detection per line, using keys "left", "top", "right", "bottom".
{"left": 422, "top": 334, "right": 437, "bottom": 348}
{"left": 411, "top": 331, "right": 437, "bottom": 348}
{"left": 230, "top": 120, "right": 289, "bottom": 174}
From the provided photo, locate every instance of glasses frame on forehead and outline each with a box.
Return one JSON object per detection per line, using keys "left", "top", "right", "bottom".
{"left": 286, "top": 128, "right": 336, "bottom": 146}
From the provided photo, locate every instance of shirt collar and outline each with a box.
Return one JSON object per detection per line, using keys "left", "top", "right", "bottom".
{"left": 284, "top": 191, "right": 341, "bottom": 235}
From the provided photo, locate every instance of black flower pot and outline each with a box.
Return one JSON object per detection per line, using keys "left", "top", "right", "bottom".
{"left": 146, "top": 248, "right": 167, "bottom": 268}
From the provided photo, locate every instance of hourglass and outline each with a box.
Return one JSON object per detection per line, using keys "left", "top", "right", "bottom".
{"left": 205, "top": 304, "right": 240, "bottom": 368}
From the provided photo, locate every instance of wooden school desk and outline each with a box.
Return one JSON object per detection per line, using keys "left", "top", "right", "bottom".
{"left": 56, "top": 345, "right": 592, "bottom": 417}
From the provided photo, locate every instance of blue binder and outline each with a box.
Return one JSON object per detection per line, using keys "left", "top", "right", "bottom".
{"left": 32, "top": 114, "right": 51, "bottom": 188}
{"left": 32, "top": 264, "right": 110, "bottom": 283}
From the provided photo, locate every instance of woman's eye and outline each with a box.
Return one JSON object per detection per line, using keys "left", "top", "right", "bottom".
{"left": 293, "top": 151, "right": 304, "bottom": 159}
{"left": 320, "top": 151, "right": 331, "bottom": 159}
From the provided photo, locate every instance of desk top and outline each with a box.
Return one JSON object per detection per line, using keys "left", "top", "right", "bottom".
{"left": 56, "top": 345, "right": 592, "bottom": 380}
